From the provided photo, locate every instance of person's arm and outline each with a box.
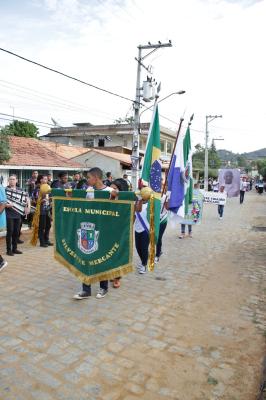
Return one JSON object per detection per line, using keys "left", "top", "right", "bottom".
{"left": 134, "top": 199, "right": 143, "bottom": 212}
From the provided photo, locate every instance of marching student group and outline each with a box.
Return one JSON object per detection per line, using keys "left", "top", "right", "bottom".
{"left": 0, "top": 168, "right": 252, "bottom": 300}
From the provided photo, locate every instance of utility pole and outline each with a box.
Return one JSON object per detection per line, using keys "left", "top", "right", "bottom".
{"left": 131, "top": 41, "right": 172, "bottom": 190}
{"left": 204, "top": 115, "right": 222, "bottom": 191}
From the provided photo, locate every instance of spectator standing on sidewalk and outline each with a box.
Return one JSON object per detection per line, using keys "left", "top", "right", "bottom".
{"left": 240, "top": 176, "right": 248, "bottom": 204}
{"left": 218, "top": 186, "right": 227, "bottom": 220}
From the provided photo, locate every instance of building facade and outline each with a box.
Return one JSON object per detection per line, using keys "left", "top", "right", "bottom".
{"left": 41, "top": 122, "right": 176, "bottom": 161}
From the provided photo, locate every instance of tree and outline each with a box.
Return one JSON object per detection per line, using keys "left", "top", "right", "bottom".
{"left": 192, "top": 143, "right": 221, "bottom": 170}
{"left": 0, "top": 130, "right": 11, "bottom": 163}
{"left": 114, "top": 116, "right": 134, "bottom": 125}
{"left": 257, "top": 158, "right": 266, "bottom": 179}
{"left": 236, "top": 155, "right": 248, "bottom": 168}
{"left": 2, "top": 120, "right": 39, "bottom": 138}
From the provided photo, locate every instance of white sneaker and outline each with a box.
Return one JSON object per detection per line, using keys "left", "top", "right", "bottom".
{"left": 154, "top": 256, "right": 159, "bottom": 264}
{"left": 0, "top": 260, "right": 8, "bottom": 272}
{"left": 96, "top": 288, "right": 108, "bottom": 299}
{"left": 138, "top": 265, "right": 147, "bottom": 274}
{"left": 219, "top": 216, "right": 223, "bottom": 220}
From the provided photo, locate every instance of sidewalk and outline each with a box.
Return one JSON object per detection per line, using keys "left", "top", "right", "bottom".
{"left": 0, "top": 191, "right": 265, "bottom": 400}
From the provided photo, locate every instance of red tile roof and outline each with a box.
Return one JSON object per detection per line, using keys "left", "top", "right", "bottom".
{"left": 72, "top": 148, "right": 134, "bottom": 166}
{"left": 3, "top": 136, "right": 82, "bottom": 169}
{"left": 41, "top": 141, "right": 89, "bottom": 159}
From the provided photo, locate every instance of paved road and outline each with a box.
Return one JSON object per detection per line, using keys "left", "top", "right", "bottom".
{"left": 0, "top": 191, "right": 265, "bottom": 400}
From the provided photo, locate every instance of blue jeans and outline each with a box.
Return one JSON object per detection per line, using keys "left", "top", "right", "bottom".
{"left": 135, "top": 231, "right": 150, "bottom": 266}
{"left": 82, "top": 280, "right": 108, "bottom": 294}
{"left": 181, "top": 224, "right": 192, "bottom": 234}
{"left": 218, "top": 205, "right": 224, "bottom": 217}
{"left": 156, "top": 222, "right": 167, "bottom": 257}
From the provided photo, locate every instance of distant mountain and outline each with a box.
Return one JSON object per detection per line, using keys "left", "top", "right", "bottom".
{"left": 242, "top": 148, "right": 266, "bottom": 160}
{"left": 217, "top": 149, "right": 237, "bottom": 162}
{"left": 217, "top": 148, "right": 266, "bottom": 162}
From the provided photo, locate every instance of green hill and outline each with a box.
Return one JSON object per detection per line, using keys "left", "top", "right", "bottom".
{"left": 217, "top": 148, "right": 266, "bottom": 162}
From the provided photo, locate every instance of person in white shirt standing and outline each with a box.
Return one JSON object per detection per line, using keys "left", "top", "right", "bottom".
{"left": 240, "top": 176, "right": 248, "bottom": 204}
{"left": 134, "top": 198, "right": 149, "bottom": 274}
{"left": 218, "top": 186, "right": 227, "bottom": 220}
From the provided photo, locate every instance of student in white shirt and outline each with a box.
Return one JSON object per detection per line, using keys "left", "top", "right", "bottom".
{"left": 74, "top": 167, "right": 114, "bottom": 300}
{"left": 134, "top": 198, "right": 149, "bottom": 274}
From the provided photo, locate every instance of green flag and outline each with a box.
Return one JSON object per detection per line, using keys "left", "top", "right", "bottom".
{"left": 141, "top": 104, "right": 161, "bottom": 243}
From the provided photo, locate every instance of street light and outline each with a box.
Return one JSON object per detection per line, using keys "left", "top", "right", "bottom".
{"left": 204, "top": 115, "right": 222, "bottom": 191}
{"left": 140, "top": 90, "right": 186, "bottom": 117}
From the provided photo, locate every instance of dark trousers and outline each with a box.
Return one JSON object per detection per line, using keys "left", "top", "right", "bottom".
{"left": 240, "top": 190, "right": 245, "bottom": 203}
{"left": 6, "top": 217, "right": 21, "bottom": 252}
{"left": 39, "top": 213, "right": 51, "bottom": 245}
{"left": 181, "top": 224, "right": 192, "bottom": 234}
{"left": 218, "top": 204, "right": 224, "bottom": 217}
{"left": 82, "top": 280, "right": 108, "bottom": 294}
{"left": 135, "top": 230, "right": 150, "bottom": 267}
{"left": 156, "top": 222, "right": 167, "bottom": 257}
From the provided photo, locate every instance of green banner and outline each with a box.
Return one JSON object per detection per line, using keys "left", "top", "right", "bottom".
{"left": 53, "top": 196, "right": 134, "bottom": 284}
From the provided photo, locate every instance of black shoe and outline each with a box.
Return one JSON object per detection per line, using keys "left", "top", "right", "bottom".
{"left": 45, "top": 242, "right": 54, "bottom": 246}
{"left": 6, "top": 251, "right": 14, "bottom": 256}
{"left": 13, "top": 249, "right": 23, "bottom": 254}
{"left": 73, "top": 291, "right": 91, "bottom": 300}
{"left": 17, "top": 239, "right": 24, "bottom": 244}
{"left": 40, "top": 244, "right": 49, "bottom": 248}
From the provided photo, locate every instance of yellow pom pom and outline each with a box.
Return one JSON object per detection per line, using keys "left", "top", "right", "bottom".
{"left": 40, "top": 184, "right": 51, "bottom": 195}
{"left": 140, "top": 187, "right": 152, "bottom": 200}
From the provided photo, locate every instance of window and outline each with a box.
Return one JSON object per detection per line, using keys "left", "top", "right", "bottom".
{"left": 167, "top": 141, "right": 172, "bottom": 154}
{"left": 98, "top": 138, "right": 105, "bottom": 147}
{"left": 83, "top": 138, "right": 94, "bottom": 147}
{"left": 160, "top": 140, "right": 165, "bottom": 154}
{"left": 123, "top": 137, "right": 128, "bottom": 147}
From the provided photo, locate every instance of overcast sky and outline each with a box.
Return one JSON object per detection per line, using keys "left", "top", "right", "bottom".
{"left": 0, "top": 0, "right": 265, "bottom": 153}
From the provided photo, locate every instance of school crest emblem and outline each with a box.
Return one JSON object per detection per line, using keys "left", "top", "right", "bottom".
{"left": 77, "top": 222, "right": 99, "bottom": 254}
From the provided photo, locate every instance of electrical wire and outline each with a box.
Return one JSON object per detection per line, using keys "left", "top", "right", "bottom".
{"left": 0, "top": 112, "right": 53, "bottom": 127}
{"left": 0, "top": 116, "right": 52, "bottom": 129}
{"left": 0, "top": 79, "right": 116, "bottom": 120}
{"left": 0, "top": 47, "right": 134, "bottom": 104}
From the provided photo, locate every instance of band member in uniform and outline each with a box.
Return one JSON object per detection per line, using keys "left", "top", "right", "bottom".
{"left": 5, "top": 175, "right": 27, "bottom": 256}
{"left": 32, "top": 175, "right": 53, "bottom": 247}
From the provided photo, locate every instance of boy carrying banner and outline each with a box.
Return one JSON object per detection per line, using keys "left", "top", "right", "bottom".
{"left": 73, "top": 167, "right": 114, "bottom": 300}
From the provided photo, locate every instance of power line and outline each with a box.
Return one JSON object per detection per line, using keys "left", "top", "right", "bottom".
{"left": 0, "top": 47, "right": 134, "bottom": 104}
{"left": 0, "top": 116, "right": 52, "bottom": 129}
{"left": 0, "top": 79, "right": 116, "bottom": 120}
{"left": 0, "top": 112, "right": 53, "bottom": 127}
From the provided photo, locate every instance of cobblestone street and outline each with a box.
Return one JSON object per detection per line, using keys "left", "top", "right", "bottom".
{"left": 0, "top": 191, "right": 265, "bottom": 400}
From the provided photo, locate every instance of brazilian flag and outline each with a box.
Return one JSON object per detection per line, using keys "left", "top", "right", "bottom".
{"left": 141, "top": 104, "right": 161, "bottom": 243}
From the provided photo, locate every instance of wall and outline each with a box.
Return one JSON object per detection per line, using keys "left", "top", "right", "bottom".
{"left": 72, "top": 152, "right": 123, "bottom": 178}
